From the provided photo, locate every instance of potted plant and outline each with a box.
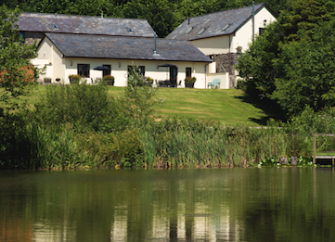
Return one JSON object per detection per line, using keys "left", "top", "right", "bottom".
{"left": 44, "top": 77, "right": 52, "bottom": 84}
{"left": 69, "top": 75, "right": 81, "bottom": 84}
{"left": 103, "top": 75, "right": 115, "bottom": 86}
{"left": 184, "top": 77, "right": 196, "bottom": 88}
{"left": 144, "top": 77, "right": 154, "bottom": 86}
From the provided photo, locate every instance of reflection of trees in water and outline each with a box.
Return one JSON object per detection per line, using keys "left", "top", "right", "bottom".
{"left": 3, "top": 169, "right": 335, "bottom": 241}
{"left": 239, "top": 168, "right": 335, "bottom": 242}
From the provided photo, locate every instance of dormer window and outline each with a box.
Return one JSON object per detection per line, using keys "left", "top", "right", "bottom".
{"left": 186, "top": 27, "right": 193, "bottom": 34}
{"left": 222, "top": 24, "right": 231, "bottom": 32}
{"left": 198, "top": 28, "right": 205, "bottom": 35}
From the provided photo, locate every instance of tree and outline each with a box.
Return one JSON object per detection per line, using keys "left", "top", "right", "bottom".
{"left": 272, "top": 19, "right": 335, "bottom": 116}
{"left": 124, "top": 65, "right": 162, "bottom": 123}
{"left": 236, "top": 0, "right": 335, "bottom": 117}
{"left": 0, "top": 5, "right": 37, "bottom": 115}
{"left": 121, "top": 0, "right": 176, "bottom": 37}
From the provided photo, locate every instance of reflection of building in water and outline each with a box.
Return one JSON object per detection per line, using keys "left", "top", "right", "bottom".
{"left": 186, "top": 202, "right": 240, "bottom": 241}
{"left": 0, "top": 218, "right": 34, "bottom": 242}
{"left": 152, "top": 197, "right": 170, "bottom": 239}
{"left": 177, "top": 203, "right": 186, "bottom": 239}
{"left": 110, "top": 205, "right": 128, "bottom": 241}
{"left": 33, "top": 220, "right": 76, "bottom": 242}
{"left": 109, "top": 202, "right": 240, "bottom": 241}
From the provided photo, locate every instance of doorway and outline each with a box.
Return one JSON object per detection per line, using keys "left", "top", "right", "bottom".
{"left": 169, "top": 66, "right": 178, "bottom": 87}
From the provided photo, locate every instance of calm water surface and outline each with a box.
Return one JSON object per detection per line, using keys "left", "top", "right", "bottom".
{"left": 0, "top": 168, "right": 335, "bottom": 242}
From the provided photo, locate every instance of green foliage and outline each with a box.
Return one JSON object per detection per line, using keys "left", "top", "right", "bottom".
{"left": 144, "top": 77, "right": 154, "bottom": 82}
{"left": 68, "top": 74, "right": 81, "bottom": 84}
{"left": 139, "top": 118, "right": 316, "bottom": 167}
{"left": 0, "top": 6, "right": 37, "bottom": 114}
{"left": 237, "top": 0, "right": 335, "bottom": 118}
{"left": 184, "top": 77, "right": 196, "bottom": 83}
{"left": 272, "top": 19, "right": 335, "bottom": 116}
{"left": 75, "top": 129, "right": 142, "bottom": 167}
{"left": 125, "top": 65, "right": 162, "bottom": 123}
{"left": 34, "top": 82, "right": 127, "bottom": 132}
{"left": 18, "top": 0, "right": 118, "bottom": 17}
{"left": 102, "top": 75, "right": 115, "bottom": 81}
{"left": 121, "top": 0, "right": 176, "bottom": 37}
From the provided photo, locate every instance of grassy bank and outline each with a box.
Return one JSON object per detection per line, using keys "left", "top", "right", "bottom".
{"left": 1, "top": 78, "right": 334, "bottom": 170}
{"left": 2, "top": 85, "right": 267, "bottom": 126}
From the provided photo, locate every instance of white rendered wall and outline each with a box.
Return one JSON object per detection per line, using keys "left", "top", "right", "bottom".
{"left": 233, "top": 7, "right": 276, "bottom": 53}
{"left": 31, "top": 38, "right": 53, "bottom": 80}
{"left": 52, "top": 46, "right": 65, "bottom": 83}
{"left": 191, "top": 35, "right": 231, "bottom": 56}
{"left": 206, "top": 73, "right": 229, "bottom": 89}
{"left": 33, "top": 39, "right": 209, "bottom": 87}
{"left": 191, "top": 7, "right": 276, "bottom": 56}
{"left": 64, "top": 59, "right": 208, "bottom": 88}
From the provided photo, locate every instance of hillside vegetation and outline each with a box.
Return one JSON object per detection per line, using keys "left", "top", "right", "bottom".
{"left": 3, "top": 85, "right": 267, "bottom": 126}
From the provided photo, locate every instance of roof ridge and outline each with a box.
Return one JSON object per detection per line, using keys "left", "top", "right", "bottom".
{"left": 45, "top": 32, "right": 195, "bottom": 42}
{"left": 20, "top": 12, "right": 149, "bottom": 22}
{"left": 184, "top": 3, "right": 265, "bottom": 21}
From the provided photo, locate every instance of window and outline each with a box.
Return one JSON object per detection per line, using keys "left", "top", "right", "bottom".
{"left": 259, "top": 28, "right": 266, "bottom": 35}
{"left": 186, "top": 67, "right": 192, "bottom": 78}
{"left": 128, "top": 66, "right": 145, "bottom": 77}
{"left": 78, "top": 64, "right": 90, "bottom": 77}
{"left": 103, "top": 65, "right": 111, "bottom": 76}
{"left": 139, "top": 66, "right": 145, "bottom": 76}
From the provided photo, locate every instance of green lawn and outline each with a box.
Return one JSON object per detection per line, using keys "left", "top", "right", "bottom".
{"left": 108, "top": 87, "right": 267, "bottom": 126}
{"left": 2, "top": 85, "right": 268, "bottom": 126}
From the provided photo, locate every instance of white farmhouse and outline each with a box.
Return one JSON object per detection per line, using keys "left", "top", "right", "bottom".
{"left": 166, "top": 3, "right": 277, "bottom": 88}
{"left": 20, "top": 13, "right": 212, "bottom": 87}
{"left": 34, "top": 33, "right": 212, "bottom": 87}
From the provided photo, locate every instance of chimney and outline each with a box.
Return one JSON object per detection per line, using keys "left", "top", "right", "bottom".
{"left": 153, "top": 32, "right": 157, "bottom": 55}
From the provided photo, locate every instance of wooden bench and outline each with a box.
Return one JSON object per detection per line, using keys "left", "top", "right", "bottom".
{"left": 207, "top": 79, "right": 220, "bottom": 89}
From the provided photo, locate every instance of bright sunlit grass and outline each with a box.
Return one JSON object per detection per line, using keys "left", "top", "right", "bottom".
{"left": 1, "top": 85, "right": 267, "bottom": 126}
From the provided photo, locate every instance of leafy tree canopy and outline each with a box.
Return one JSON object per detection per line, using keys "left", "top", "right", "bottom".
{"left": 0, "top": 5, "right": 37, "bottom": 115}
{"left": 236, "top": 0, "right": 335, "bottom": 118}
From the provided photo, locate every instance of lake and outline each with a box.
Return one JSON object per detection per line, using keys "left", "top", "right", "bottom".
{"left": 0, "top": 167, "right": 334, "bottom": 242}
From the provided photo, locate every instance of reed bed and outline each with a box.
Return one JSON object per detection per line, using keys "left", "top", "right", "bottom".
{"left": 140, "top": 122, "right": 314, "bottom": 168}
{"left": 2, "top": 78, "right": 334, "bottom": 169}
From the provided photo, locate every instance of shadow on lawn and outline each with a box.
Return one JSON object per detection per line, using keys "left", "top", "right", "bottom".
{"left": 234, "top": 92, "right": 286, "bottom": 126}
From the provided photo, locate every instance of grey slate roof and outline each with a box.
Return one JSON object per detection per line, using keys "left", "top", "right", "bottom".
{"left": 166, "top": 3, "right": 273, "bottom": 41}
{"left": 45, "top": 33, "right": 212, "bottom": 63}
{"left": 18, "top": 13, "right": 155, "bottom": 37}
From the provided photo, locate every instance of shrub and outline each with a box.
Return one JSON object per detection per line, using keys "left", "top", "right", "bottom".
{"left": 184, "top": 77, "right": 196, "bottom": 83}
{"left": 103, "top": 75, "right": 115, "bottom": 82}
{"left": 44, "top": 77, "right": 51, "bottom": 83}
{"left": 236, "top": 79, "right": 246, "bottom": 90}
{"left": 34, "top": 82, "right": 127, "bottom": 132}
{"left": 103, "top": 75, "right": 115, "bottom": 86}
{"left": 144, "top": 77, "right": 154, "bottom": 82}
{"left": 125, "top": 65, "right": 162, "bottom": 123}
{"left": 68, "top": 75, "right": 81, "bottom": 84}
